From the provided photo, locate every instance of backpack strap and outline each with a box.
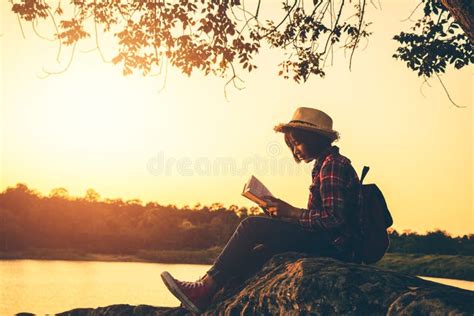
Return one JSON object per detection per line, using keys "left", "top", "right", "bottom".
{"left": 360, "top": 166, "right": 370, "bottom": 184}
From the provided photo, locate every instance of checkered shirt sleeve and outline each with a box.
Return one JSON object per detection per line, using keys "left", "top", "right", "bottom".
{"left": 299, "top": 157, "right": 349, "bottom": 231}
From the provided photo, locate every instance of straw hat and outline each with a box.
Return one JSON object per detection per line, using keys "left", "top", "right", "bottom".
{"left": 274, "top": 107, "right": 339, "bottom": 141}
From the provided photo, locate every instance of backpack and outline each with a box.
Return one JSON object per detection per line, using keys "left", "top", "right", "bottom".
{"left": 358, "top": 166, "right": 393, "bottom": 264}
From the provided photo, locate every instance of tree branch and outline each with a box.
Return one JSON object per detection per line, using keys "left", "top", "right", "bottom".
{"left": 349, "top": 0, "right": 366, "bottom": 71}
{"left": 435, "top": 73, "right": 465, "bottom": 108}
{"left": 260, "top": 0, "right": 299, "bottom": 40}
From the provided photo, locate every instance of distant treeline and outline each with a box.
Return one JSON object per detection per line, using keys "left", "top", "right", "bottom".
{"left": 1, "top": 184, "right": 473, "bottom": 256}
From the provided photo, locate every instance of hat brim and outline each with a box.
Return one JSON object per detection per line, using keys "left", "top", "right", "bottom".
{"left": 274, "top": 122, "right": 339, "bottom": 141}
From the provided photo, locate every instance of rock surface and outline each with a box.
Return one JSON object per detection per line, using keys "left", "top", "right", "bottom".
{"left": 21, "top": 252, "right": 474, "bottom": 315}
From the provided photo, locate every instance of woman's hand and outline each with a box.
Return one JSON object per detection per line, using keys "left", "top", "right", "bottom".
{"left": 262, "top": 196, "right": 303, "bottom": 219}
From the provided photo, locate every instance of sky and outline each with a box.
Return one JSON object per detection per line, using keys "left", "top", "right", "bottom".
{"left": 0, "top": 1, "right": 472, "bottom": 236}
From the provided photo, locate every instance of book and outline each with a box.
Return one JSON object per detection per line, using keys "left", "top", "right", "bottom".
{"left": 242, "top": 175, "right": 274, "bottom": 207}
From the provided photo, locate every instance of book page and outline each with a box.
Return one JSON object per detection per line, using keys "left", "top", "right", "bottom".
{"left": 242, "top": 175, "right": 273, "bottom": 206}
{"left": 248, "top": 176, "right": 273, "bottom": 199}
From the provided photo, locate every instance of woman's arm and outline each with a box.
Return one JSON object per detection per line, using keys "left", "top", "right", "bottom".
{"left": 262, "top": 196, "right": 304, "bottom": 221}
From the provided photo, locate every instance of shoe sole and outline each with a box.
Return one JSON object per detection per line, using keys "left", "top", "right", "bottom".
{"left": 161, "top": 271, "right": 202, "bottom": 314}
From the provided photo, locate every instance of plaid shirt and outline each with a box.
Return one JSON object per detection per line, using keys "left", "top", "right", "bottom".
{"left": 299, "top": 146, "right": 362, "bottom": 252}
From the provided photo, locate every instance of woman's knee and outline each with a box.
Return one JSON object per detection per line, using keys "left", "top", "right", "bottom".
{"left": 239, "top": 216, "right": 268, "bottom": 230}
{"left": 238, "top": 216, "right": 280, "bottom": 235}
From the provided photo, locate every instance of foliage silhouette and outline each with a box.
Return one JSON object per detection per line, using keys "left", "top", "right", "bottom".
{"left": 0, "top": 183, "right": 472, "bottom": 257}
{"left": 8, "top": 0, "right": 472, "bottom": 86}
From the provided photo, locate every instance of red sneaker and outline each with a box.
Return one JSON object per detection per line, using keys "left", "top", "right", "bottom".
{"left": 161, "top": 271, "right": 216, "bottom": 313}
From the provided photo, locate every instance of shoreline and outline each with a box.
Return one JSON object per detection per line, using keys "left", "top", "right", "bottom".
{"left": 1, "top": 249, "right": 473, "bottom": 281}
{"left": 0, "top": 247, "right": 221, "bottom": 265}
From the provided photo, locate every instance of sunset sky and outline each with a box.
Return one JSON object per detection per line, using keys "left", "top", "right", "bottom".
{"left": 0, "top": 1, "right": 472, "bottom": 236}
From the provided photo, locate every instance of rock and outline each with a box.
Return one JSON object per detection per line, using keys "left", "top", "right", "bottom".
{"left": 205, "top": 252, "right": 474, "bottom": 315}
{"left": 23, "top": 252, "right": 474, "bottom": 315}
{"left": 54, "top": 305, "right": 186, "bottom": 316}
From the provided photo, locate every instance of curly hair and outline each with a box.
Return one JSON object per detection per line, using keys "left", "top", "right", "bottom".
{"left": 284, "top": 128, "right": 335, "bottom": 163}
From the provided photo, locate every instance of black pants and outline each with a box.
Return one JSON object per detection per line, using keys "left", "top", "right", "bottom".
{"left": 206, "top": 216, "right": 343, "bottom": 287}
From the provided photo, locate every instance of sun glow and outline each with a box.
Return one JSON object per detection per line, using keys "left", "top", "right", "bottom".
{"left": 1, "top": 1, "right": 472, "bottom": 235}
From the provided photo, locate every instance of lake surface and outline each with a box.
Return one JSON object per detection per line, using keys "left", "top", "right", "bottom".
{"left": 1, "top": 260, "right": 473, "bottom": 315}
{"left": 0, "top": 260, "right": 210, "bottom": 315}
{"left": 419, "top": 276, "right": 474, "bottom": 291}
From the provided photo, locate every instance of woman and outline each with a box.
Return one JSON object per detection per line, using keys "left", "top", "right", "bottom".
{"left": 161, "top": 107, "right": 363, "bottom": 314}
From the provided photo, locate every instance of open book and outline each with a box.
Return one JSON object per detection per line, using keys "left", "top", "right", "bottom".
{"left": 241, "top": 175, "right": 274, "bottom": 207}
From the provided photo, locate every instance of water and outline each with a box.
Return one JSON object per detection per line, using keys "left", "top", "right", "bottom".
{"left": 419, "top": 276, "right": 474, "bottom": 291}
{"left": 0, "top": 260, "right": 211, "bottom": 315}
{"left": 1, "top": 260, "right": 473, "bottom": 315}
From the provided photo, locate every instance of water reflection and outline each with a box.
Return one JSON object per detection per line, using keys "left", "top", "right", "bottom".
{"left": 0, "top": 260, "right": 211, "bottom": 315}
{"left": 419, "top": 276, "right": 474, "bottom": 291}
{"left": 1, "top": 260, "right": 473, "bottom": 315}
